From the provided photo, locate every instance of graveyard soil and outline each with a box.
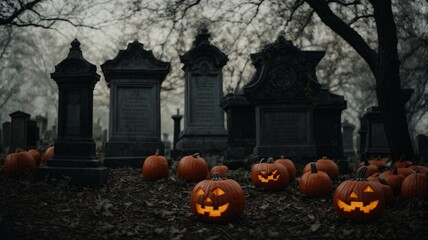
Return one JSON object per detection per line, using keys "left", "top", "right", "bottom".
{"left": 0, "top": 164, "right": 427, "bottom": 240}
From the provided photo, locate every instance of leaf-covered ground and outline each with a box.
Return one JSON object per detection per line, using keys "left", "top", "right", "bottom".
{"left": 1, "top": 163, "right": 427, "bottom": 240}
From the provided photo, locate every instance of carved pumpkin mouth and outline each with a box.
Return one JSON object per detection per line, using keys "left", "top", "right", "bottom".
{"left": 195, "top": 203, "right": 229, "bottom": 217}
{"left": 337, "top": 200, "right": 379, "bottom": 213}
{"left": 258, "top": 170, "right": 280, "bottom": 183}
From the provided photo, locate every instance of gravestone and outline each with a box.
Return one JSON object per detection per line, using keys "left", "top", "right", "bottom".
{"left": 35, "top": 115, "right": 48, "bottom": 139}
{"left": 27, "top": 120, "right": 40, "bottom": 148}
{"left": 242, "top": 36, "right": 322, "bottom": 162}
{"left": 102, "top": 40, "right": 170, "bottom": 168}
{"left": 313, "top": 88, "right": 347, "bottom": 159}
{"left": 176, "top": 29, "right": 228, "bottom": 155}
{"left": 9, "top": 111, "right": 30, "bottom": 153}
{"left": 35, "top": 39, "right": 108, "bottom": 187}
{"left": 2, "top": 122, "right": 10, "bottom": 153}
{"left": 416, "top": 134, "right": 428, "bottom": 163}
{"left": 170, "top": 109, "right": 183, "bottom": 159}
{"left": 220, "top": 93, "right": 255, "bottom": 168}
{"left": 359, "top": 106, "right": 389, "bottom": 161}
{"left": 342, "top": 120, "right": 356, "bottom": 158}
{"left": 162, "top": 133, "right": 171, "bottom": 158}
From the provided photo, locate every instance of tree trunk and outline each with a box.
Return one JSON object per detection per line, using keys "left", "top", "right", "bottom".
{"left": 305, "top": 0, "right": 416, "bottom": 161}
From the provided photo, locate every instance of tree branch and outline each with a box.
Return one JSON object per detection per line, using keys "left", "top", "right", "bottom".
{"left": 0, "top": 0, "right": 43, "bottom": 25}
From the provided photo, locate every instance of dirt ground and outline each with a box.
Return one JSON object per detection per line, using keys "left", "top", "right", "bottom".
{"left": 1, "top": 163, "right": 427, "bottom": 240}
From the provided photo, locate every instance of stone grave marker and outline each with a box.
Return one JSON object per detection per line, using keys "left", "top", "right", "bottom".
{"left": 27, "top": 120, "right": 40, "bottom": 148}
{"left": 9, "top": 111, "right": 30, "bottom": 153}
{"left": 170, "top": 109, "right": 183, "bottom": 159}
{"left": 416, "top": 134, "right": 428, "bottom": 163}
{"left": 342, "top": 120, "right": 356, "bottom": 158}
{"left": 102, "top": 40, "right": 170, "bottom": 168}
{"left": 176, "top": 29, "right": 228, "bottom": 155}
{"left": 35, "top": 39, "right": 108, "bottom": 187}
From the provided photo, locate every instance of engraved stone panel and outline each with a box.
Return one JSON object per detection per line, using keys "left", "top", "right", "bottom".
{"left": 66, "top": 91, "right": 80, "bottom": 136}
{"left": 116, "top": 87, "right": 155, "bottom": 136}
{"left": 371, "top": 122, "right": 388, "bottom": 148}
{"left": 11, "top": 118, "right": 26, "bottom": 149}
{"left": 189, "top": 74, "right": 219, "bottom": 125}
{"left": 261, "top": 111, "right": 307, "bottom": 145}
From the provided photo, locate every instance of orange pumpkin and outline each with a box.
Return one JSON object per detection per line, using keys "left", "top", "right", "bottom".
{"left": 358, "top": 156, "right": 387, "bottom": 169}
{"left": 190, "top": 172, "right": 245, "bottom": 222}
{"left": 400, "top": 171, "right": 428, "bottom": 199}
{"left": 210, "top": 164, "right": 229, "bottom": 178}
{"left": 251, "top": 158, "right": 289, "bottom": 190}
{"left": 42, "top": 146, "right": 54, "bottom": 165}
{"left": 302, "top": 156, "right": 339, "bottom": 180}
{"left": 384, "top": 166, "right": 405, "bottom": 195}
{"left": 299, "top": 162, "right": 332, "bottom": 197}
{"left": 177, "top": 153, "right": 208, "bottom": 182}
{"left": 394, "top": 156, "right": 413, "bottom": 168}
{"left": 27, "top": 149, "right": 42, "bottom": 166}
{"left": 274, "top": 155, "right": 296, "bottom": 182}
{"left": 142, "top": 149, "right": 169, "bottom": 181}
{"left": 3, "top": 149, "right": 36, "bottom": 177}
{"left": 356, "top": 159, "right": 379, "bottom": 178}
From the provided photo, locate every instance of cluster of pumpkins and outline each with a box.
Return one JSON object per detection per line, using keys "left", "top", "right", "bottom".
{"left": 2, "top": 146, "right": 54, "bottom": 177}
{"left": 143, "top": 151, "right": 428, "bottom": 223}
{"left": 2, "top": 147, "right": 427, "bottom": 223}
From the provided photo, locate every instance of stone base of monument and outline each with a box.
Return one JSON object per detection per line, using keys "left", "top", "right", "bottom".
{"left": 104, "top": 141, "right": 164, "bottom": 168}
{"left": 176, "top": 134, "right": 227, "bottom": 156}
{"left": 35, "top": 165, "right": 108, "bottom": 188}
{"left": 223, "top": 147, "right": 254, "bottom": 170}
{"left": 253, "top": 145, "right": 317, "bottom": 162}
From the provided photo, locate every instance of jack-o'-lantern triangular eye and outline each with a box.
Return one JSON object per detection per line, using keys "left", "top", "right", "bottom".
{"left": 212, "top": 188, "right": 225, "bottom": 196}
{"left": 196, "top": 188, "right": 205, "bottom": 195}
{"left": 364, "top": 185, "right": 374, "bottom": 192}
{"left": 350, "top": 192, "right": 358, "bottom": 198}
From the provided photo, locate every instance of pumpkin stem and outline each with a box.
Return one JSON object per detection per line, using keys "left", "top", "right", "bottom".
{"left": 364, "top": 159, "right": 370, "bottom": 166}
{"left": 212, "top": 172, "right": 222, "bottom": 181}
{"left": 259, "top": 158, "right": 266, "bottom": 163}
{"left": 377, "top": 177, "right": 388, "bottom": 185}
{"left": 356, "top": 167, "right": 368, "bottom": 181}
{"left": 192, "top": 153, "right": 200, "bottom": 158}
{"left": 155, "top": 149, "right": 159, "bottom": 156}
{"left": 322, "top": 156, "right": 327, "bottom": 160}
{"left": 310, "top": 162, "right": 318, "bottom": 173}
{"left": 280, "top": 155, "right": 285, "bottom": 159}
{"left": 392, "top": 166, "right": 398, "bottom": 175}
{"left": 267, "top": 157, "right": 274, "bottom": 163}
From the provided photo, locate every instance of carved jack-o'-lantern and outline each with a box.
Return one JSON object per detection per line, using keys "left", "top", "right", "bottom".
{"left": 334, "top": 167, "right": 385, "bottom": 221}
{"left": 190, "top": 173, "right": 245, "bottom": 222}
{"left": 251, "top": 158, "right": 289, "bottom": 190}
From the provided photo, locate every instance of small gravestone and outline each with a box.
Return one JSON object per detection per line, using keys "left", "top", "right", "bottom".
{"left": 359, "top": 106, "right": 389, "bottom": 161}
{"left": 176, "top": 29, "right": 228, "bottom": 155}
{"left": 416, "top": 134, "right": 428, "bottom": 163}
{"left": 9, "top": 111, "right": 30, "bottom": 153}
{"left": 170, "top": 109, "right": 183, "bottom": 159}
{"left": 342, "top": 120, "right": 356, "bottom": 158}
{"left": 102, "top": 40, "right": 170, "bottom": 168}
{"left": 243, "top": 36, "right": 322, "bottom": 162}
{"left": 27, "top": 120, "right": 40, "bottom": 148}
{"left": 220, "top": 93, "right": 255, "bottom": 168}
{"left": 313, "top": 88, "right": 347, "bottom": 159}
{"left": 2, "top": 122, "right": 10, "bottom": 154}
{"left": 35, "top": 39, "right": 108, "bottom": 187}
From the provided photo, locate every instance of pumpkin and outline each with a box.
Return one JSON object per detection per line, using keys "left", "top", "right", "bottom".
{"left": 210, "top": 164, "right": 229, "bottom": 178}
{"left": 356, "top": 159, "right": 379, "bottom": 178}
{"left": 142, "top": 149, "right": 169, "bottom": 181}
{"left": 358, "top": 156, "right": 387, "bottom": 169}
{"left": 368, "top": 177, "right": 395, "bottom": 205}
{"left": 384, "top": 166, "right": 405, "bottom": 195}
{"left": 302, "top": 156, "right": 339, "bottom": 180}
{"left": 3, "top": 149, "right": 36, "bottom": 177}
{"left": 334, "top": 167, "right": 385, "bottom": 222}
{"left": 396, "top": 167, "right": 415, "bottom": 178}
{"left": 190, "top": 172, "right": 245, "bottom": 222}
{"left": 299, "top": 162, "right": 332, "bottom": 197}
{"left": 408, "top": 165, "right": 428, "bottom": 174}
{"left": 394, "top": 155, "right": 413, "bottom": 168}
{"left": 400, "top": 171, "right": 428, "bottom": 199}
{"left": 251, "top": 158, "right": 289, "bottom": 190}
{"left": 274, "top": 155, "right": 296, "bottom": 182}
{"left": 42, "top": 146, "right": 54, "bottom": 165}
{"left": 27, "top": 149, "right": 42, "bottom": 166}
{"left": 177, "top": 153, "right": 208, "bottom": 182}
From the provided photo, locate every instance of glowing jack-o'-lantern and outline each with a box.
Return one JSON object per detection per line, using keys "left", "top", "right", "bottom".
{"left": 334, "top": 167, "right": 385, "bottom": 221}
{"left": 190, "top": 172, "right": 245, "bottom": 222}
{"left": 251, "top": 158, "right": 289, "bottom": 190}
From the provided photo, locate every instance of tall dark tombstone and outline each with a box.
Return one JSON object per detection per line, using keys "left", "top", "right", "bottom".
{"left": 359, "top": 106, "right": 390, "bottom": 161}
{"left": 170, "top": 109, "right": 183, "bottom": 159}
{"left": 416, "top": 134, "right": 428, "bottom": 163}
{"left": 176, "top": 29, "right": 228, "bottom": 155}
{"left": 27, "top": 120, "right": 40, "bottom": 147}
{"left": 102, "top": 40, "right": 170, "bottom": 168}
{"left": 220, "top": 93, "right": 256, "bottom": 169}
{"left": 36, "top": 39, "right": 108, "bottom": 187}
{"left": 243, "top": 36, "right": 322, "bottom": 162}
{"left": 9, "top": 111, "right": 31, "bottom": 153}
{"left": 342, "top": 120, "right": 356, "bottom": 158}
{"left": 2, "top": 122, "right": 10, "bottom": 154}
{"left": 35, "top": 115, "right": 48, "bottom": 139}
{"left": 313, "top": 88, "right": 346, "bottom": 159}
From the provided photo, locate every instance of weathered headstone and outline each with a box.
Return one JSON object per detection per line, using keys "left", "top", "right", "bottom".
{"left": 9, "top": 111, "right": 30, "bottom": 153}
{"left": 313, "top": 88, "right": 347, "bottom": 159}
{"left": 342, "top": 120, "right": 356, "bottom": 158}
{"left": 170, "top": 109, "right": 183, "bottom": 159}
{"left": 243, "top": 36, "right": 322, "bottom": 162}
{"left": 416, "top": 134, "right": 428, "bottom": 163}
{"left": 27, "top": 120, "right": 40, "bottom": 148}
{"left": 35, "top": 39, "right": 108, "bottom": 187}
{"left": 2, "top": 122, "right": 10, "bottom": 155}
{"left": 359, "top": 106, "right": 389, "bottom": 161}
{"left": 220, "top": 93, "right": 255, "bottom": 168}
{"left": 102, "top": 40, "right": 170, "bottom": 168}
{"left": 176, "top": 29, "right": 228, "bottom": 155}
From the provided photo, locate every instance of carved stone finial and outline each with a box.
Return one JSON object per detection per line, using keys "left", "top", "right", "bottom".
{"left": 71, "top": 38, "right": 81, "bottom": 49}
{"left": 193, "top": 29, "right": 211, "bottom": 46}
